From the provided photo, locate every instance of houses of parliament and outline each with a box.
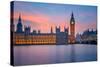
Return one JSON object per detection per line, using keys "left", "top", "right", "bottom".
{"left": 11, "top": 13, "right": 76, "bottom": 45}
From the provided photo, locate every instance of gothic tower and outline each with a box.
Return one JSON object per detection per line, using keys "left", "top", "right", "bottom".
{"left": 51, "top": 26, "right": 53, "bottom": 33}
{"left": 70, "top": 12, "right": 75, "bottom": 44}
{"left": 16, "top": 14, "right": 23, "bottom": 33}
{"left": 56, "top": 26, "right": 60, "bottom": 33}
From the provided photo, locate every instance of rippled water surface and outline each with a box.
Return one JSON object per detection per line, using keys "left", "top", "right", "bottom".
{"left": 14, "top": 44, "right": 97, "bottom": 66}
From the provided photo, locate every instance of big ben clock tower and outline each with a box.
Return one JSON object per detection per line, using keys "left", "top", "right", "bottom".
{"left": 70, "top": 12, "right": 75, "bottom": 44}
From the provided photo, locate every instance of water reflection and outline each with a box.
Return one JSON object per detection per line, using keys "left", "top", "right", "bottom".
{"left": 14, "top": 44, "right": 97, "bottom": 66}
{"left": 70, "top": 45, "right": 75, "bottom": 62}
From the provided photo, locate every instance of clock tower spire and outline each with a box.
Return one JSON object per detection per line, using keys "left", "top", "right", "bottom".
{"left": 70, "top": 12, "right": 75, "bottom": 44}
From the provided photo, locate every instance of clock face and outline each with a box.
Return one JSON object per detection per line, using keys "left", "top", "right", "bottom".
{"left": 71, "top": 21, "right": 74, "bottom": 24}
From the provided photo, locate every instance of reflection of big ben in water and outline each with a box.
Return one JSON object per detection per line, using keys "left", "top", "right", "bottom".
{"left": 70, "top": 12, "right": 75, "bottom": 44}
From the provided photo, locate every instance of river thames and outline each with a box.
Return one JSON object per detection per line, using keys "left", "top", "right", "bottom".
{"left": 14, "top": 44, "right": 97, "bottom": 66}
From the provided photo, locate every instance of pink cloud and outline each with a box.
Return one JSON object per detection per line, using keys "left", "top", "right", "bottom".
{"left": 13, "top": 12, "right": 96, "bottom": 34}
{"left": 14, "top": 12, "right": 56, "bottom": 33}
{"left": 13, "top": 12, "right": 69, "bottom": 33}
{"left": 14, "top": 12, "right": 49, "bottom": 24}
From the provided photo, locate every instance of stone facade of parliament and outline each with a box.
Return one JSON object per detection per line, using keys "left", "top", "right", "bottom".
{"left": 11, "top": 13, "right": 75, "bottom": 45}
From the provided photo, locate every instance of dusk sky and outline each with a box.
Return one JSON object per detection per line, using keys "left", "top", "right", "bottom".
{"left": 13, "top": 1, "right": 97, "bottom": 35}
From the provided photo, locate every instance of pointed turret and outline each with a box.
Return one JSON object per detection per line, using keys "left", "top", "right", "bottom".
{"left": 70, "top": 12, "right": 75, "bottom": 23}
{"left": 51, "top": 26, "right": 53, "bottom": 34}
{"left": 16, "top": 14, "right": 23, "bottom": 33}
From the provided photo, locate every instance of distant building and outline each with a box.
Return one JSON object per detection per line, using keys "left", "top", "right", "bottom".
{"left": 76, "top": 33, "right": 82, "bottom": 43}
{"left": 12, "top": 13, "right": 98, "bottom": 45}
{"left": 13, "top": 14, "right": 69, "bottom": 45}
{"left": 76, "top": 29, "right": 97, "bottom": 44}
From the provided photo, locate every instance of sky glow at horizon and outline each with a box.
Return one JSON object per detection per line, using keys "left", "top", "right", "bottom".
{"left": 13, "top": 1, "right": 97, "bottom": 35}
